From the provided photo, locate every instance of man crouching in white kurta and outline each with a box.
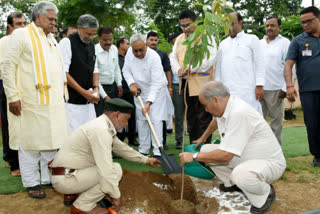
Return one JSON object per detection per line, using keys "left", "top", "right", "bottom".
{"left": 122, "top": 34, "right": 174, "bottom": 156}
{"left": 180, "top": 81, "right": 286, "bottom": 214}
{"left": 2, "top": 1, "right": 69, "bottom": 199}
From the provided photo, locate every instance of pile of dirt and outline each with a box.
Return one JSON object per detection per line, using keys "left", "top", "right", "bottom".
{"left": 0, "top": 170, "right": 219, "bottom": 214}
{"left": 118, "top": 170, "right": 202, "bottom": 213}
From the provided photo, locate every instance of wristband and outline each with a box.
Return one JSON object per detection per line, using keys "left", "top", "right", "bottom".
{"left": 169, "top": 88, "right": 173, "bottom": 91}
{"left": 286, "top": 85, "right": 294, "bottom": 89}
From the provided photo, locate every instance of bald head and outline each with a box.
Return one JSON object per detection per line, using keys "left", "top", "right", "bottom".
{"left": 200, "top": 81, "right": 230, "bottom": 101}
{"left": 199, "top": 81, "right": 230, "bottom": 117}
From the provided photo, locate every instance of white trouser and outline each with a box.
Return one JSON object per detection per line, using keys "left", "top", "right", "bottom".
{"left": 137, "top": 119, "right": 163, "bottom": 156}
{"left": 66, "top": 103, "right": 96, "bottom": 131}
{"left": 18, "top": 143, "right": 56, "bottom": 188}
{"left": 52, "top": 164, "right": 122, "bottom": 211}
{"left": 201, "top": 144, "right": 286, "bottom": 208}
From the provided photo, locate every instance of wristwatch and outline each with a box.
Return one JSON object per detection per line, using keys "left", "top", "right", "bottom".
{"left": 192, "top": 152, "right": 199, "bottom": 161}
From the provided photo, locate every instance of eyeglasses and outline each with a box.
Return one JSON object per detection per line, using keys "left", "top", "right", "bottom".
{"left": 301, "top": 17, "right": 316, "bottom": 25}
{"left": 102, "top": 38, "right": 113, "bottom": 42}
{"left": 180, "top": 23, "right": 192, "bottom": 29}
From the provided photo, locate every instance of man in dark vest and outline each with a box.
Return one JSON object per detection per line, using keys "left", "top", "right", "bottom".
{"left": 60, "top": 14, "right": 100, "bottom": 131}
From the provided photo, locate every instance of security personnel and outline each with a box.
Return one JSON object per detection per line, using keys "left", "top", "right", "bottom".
{"left": 51, "top": 98, "right": 161, "bottom": 214}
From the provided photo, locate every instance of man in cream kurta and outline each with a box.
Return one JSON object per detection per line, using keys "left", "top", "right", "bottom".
{"left": 51, "top": 99, "right": 160, "bottom": 213}
{"left": 123, "top": 34, "right": 174, "bottom": 156}
{"left": 2, "top": 2, "right": 69, "bottom": 198}
{"left": 180, "top": 81, "right": 286, "bottom": 214}
{"left": 215, "top": 12, "right": 265, "bottom": 114}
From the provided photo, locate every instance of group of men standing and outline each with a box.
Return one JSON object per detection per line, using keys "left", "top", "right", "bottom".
{"left": 0, "top": 0, "right": 320, "bottom": 213}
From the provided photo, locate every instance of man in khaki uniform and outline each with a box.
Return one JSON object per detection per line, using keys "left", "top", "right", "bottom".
{"left": 51, "top": 98, "right": 161, "bottom": 214}
{"left": 2, "top": 1, "right": 69, "bottom": 199}
{"left": 180, "top": 81, "right": 286, "bottom": 214}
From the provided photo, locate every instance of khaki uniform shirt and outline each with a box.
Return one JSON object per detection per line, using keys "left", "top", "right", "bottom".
{"left": 52, "top": 114, "right": 149, "bottom": 198}
{"left": 2, "top": 27, "right": 69, "bottom": 150}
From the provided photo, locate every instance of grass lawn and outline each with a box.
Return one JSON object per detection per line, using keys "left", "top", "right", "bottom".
{"left": 0, "top": 125, "right": 311, "bottom": 194}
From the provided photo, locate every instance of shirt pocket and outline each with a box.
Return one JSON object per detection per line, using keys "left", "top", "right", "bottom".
{"left": 235, "top": 44, "right": 252, "bottom": 61}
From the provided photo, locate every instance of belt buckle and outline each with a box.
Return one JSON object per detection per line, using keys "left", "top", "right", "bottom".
{"left": 65, "top": 168, "right": 70, "bottom": 175}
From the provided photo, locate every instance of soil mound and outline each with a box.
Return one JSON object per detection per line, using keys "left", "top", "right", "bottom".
{"left": 119, "top": 170, "right": 199, "bottom": 213}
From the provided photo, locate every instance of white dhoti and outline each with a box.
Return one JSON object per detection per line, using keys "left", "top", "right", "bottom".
{"left": 137, "top": 119, "right": 163, "bottom": 156}
{"left": 19, "top": 143, "right": 56, "bottom": 188}
{"left": 66, "top": 103, "right": 96, "bottom": 131}
{"left": 201, "top": 144, "right": 286, "bottom": 208}
{"left": 52, "top": 163, "right": 123, "bottom": 211}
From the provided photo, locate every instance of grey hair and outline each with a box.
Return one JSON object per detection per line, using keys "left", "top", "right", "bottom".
{"left": 130, "top": 34, "right": 146, "bottom": 45}
{"left": 32, "top": 1, "right": 58, "bottom": 22}
{"left": 201, "top": 81, "right": 230, "bottom": 101}
{"left": 77, "top": 14, "right": 99, "bottom": 29}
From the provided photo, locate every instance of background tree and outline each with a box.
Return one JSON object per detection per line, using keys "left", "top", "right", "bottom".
{"left": 141, "top": 0, "right": 213, "bottom": 41}
{"left": 229, "top": 0, "right": 303, "bottom": 38}
{"left": 54, "top": 0, "right": 137, "bottom": 39}
{"left": 0, "top": 0, "right": 39, "bottom": 36}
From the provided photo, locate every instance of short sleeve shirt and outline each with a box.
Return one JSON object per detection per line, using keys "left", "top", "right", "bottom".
{"left": 217, "top": 96, "right": 286, "bottom": 165}
{"left": 156, "top": 49, "right": 171, "bottom": 72}
{"left": 286, "top": 32, "right": 320, "bottom": 92}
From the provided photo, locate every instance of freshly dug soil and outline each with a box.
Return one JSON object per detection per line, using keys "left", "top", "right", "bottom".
{"left": 168, "top": 199, "right": 196, "bottom": 214}
{"left": 118, "top": 170, "right": 199, "bottom": 213}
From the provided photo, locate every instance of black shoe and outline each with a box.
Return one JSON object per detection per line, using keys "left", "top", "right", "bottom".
{"left": 219, "top": 184, "right": 242, "bottom": 193}
{"left": 312, "top": 157, "right": 320, "bottom": 167}
{"left": 163, "top": 145, "right": 168, "bottom": 150}
{"left": 176, "top": 143, "right": 183, "bottom": 149}
{"left": 99, "top": 198, "right": 112, "bottom": 209}
{"left": 129, "top": 140, "right": 139, "bottom": 147}
{"left": 250, "top": 185, "right": 276, "bottom": 214}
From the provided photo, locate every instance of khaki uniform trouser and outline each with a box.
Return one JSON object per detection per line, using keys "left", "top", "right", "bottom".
{"left": 201, "top": 144, "right": 286, "bottom": 208}
{"left": 51, "top": 164, "right": 122, "bottom": 211}
{"left": 260, "top": 90, "right": 284, "bottom": 145}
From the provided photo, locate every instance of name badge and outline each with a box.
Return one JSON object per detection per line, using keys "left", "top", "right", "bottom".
{"left": 302, "top": 50, "right": 312, "bottom": 56}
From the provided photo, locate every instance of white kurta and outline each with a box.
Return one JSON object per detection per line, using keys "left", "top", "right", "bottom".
{"left": 215, "top": 31, "right": 265, "bottom": 114}
{"left": 260, "top": 34, "right": 291, "bottom": 91}
{"left": 123, "top": 47, "right": 174, "bottom": 122}
{"left": 2, "top": 27, "right": 69, "bottom": 151}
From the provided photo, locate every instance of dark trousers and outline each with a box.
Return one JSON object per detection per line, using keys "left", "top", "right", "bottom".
{"left": 172, "top": 83, "right": 185, "bottom": 144}
{"left": 117, "top": 92, "right": 137, "bottom": 144}
{"left": 186, "top": 83, "right": 212, "bottom": 144}
{"left": 94, "top": 84, "right": 118, "bottom": 117}
{"left": 162, "top": 121, "right": 167, "bottom": 146}
{"left": 0, "top": 81, "right": 19, "bottom": 171}
{"left": 300, "top": 91, "right": 320, "bottom": 157}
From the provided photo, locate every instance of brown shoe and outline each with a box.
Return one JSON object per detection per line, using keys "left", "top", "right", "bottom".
{"left": 70, "top": 205, "right": 109, "bottom": 214}
{"left": 10, "top": 169, "right": 21, "bottom": 176}
{"left": 64, "top": 194, "right": 78, "bottom": 206}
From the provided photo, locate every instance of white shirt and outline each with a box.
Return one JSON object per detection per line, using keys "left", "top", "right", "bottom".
{"left": 217, "top": 96, "right": 286, "bottom": 165}
{"left": 59, "top": 37, "right": 98, "bottom": 74}
{"left": 260, "top": 35, "right": 290, "bottom": 91}
{"left": 94, "top": 44, "right": 122, "bottom": 98}
{"left": 170, "top": 34, "right": 217, "bottom": 76}
{"left": 215, "top": 31, "right": 265, "bottom": 114}
{"left": 123, "top": 47, "right": 173, "bottom": 121}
